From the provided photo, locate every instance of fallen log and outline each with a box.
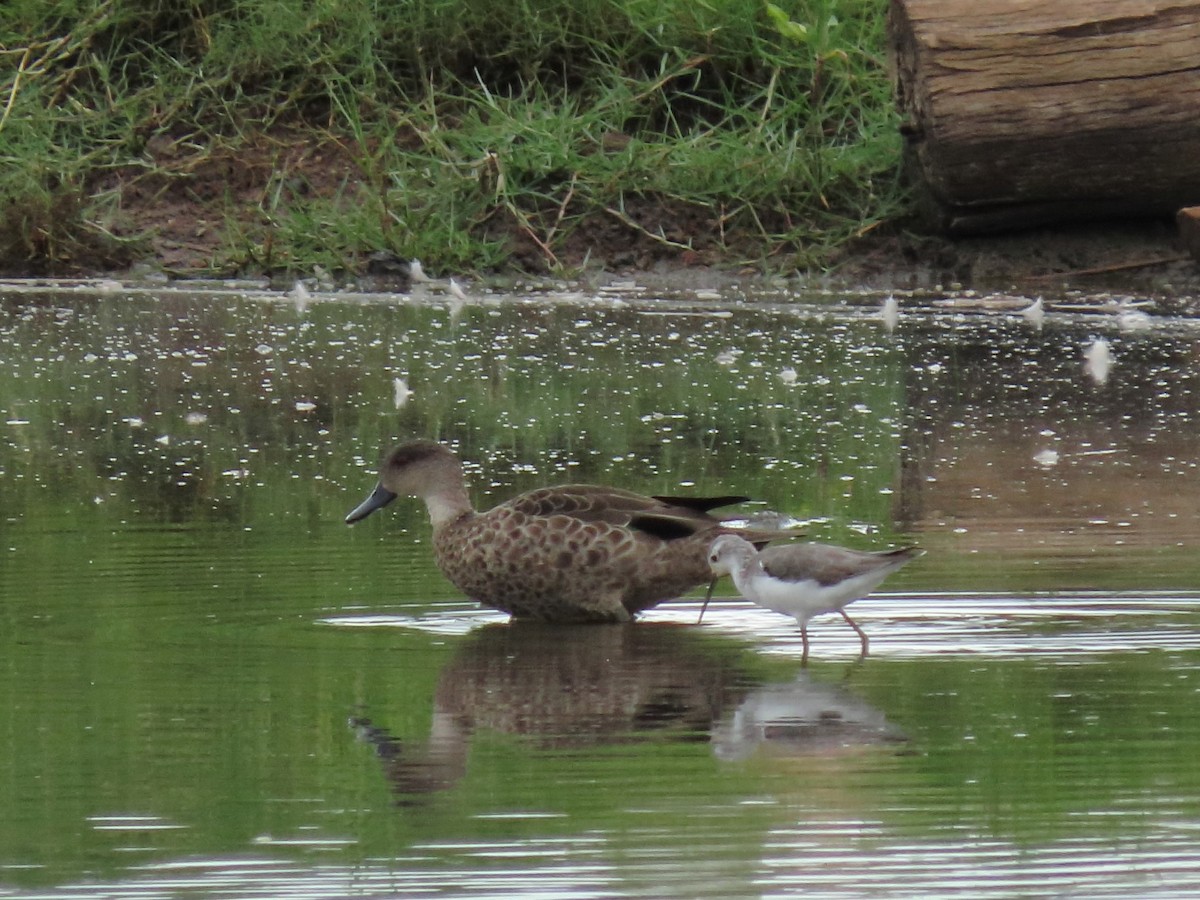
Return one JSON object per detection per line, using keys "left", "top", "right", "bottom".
{"left": 1179, "top": 206, "right": 1200, "bottom": 261}
{"left": 888, "top": 0, "right": 1200, "bottom": 234}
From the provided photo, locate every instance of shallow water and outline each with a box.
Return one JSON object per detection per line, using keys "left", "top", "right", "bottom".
{"left": 2, "top": 280, "right": 1200, "bottom": 898}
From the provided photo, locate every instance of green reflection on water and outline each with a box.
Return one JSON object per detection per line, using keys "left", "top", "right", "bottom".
{"left": 2, "top": 287, "right": 1200, "bottom": 894}
{"left": 0, "top": 291, "right": 907, "bottom": 540}
{"left": 857, "top": 654, "right": 1200, "bottom": 840}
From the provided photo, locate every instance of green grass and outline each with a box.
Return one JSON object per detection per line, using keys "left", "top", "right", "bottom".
{"left": 0, "top": 0, "right": 904, "bottom": 276}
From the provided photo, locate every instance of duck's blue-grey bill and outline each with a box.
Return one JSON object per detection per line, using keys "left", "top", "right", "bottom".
{"left": 345, "top": 484, "right": 398, "bottom": 524}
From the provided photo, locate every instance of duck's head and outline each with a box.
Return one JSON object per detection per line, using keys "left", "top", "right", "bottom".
{"left": 345, "top": 440, "right": 465, "bottom": 524}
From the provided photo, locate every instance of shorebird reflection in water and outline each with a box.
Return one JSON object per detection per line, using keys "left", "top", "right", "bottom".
{"left": 702, "top": 534, "right": 923, "bottom": 662}
{"left": 345, "top": 440, "right": 779, "bottom": 623}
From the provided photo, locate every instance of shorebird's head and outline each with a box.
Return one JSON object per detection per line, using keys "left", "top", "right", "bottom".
{"left": 698, "top": 534, "right": 755, "bottom": 625}
{"left": 706, "top": 533, "right": 755, "bottom": 577}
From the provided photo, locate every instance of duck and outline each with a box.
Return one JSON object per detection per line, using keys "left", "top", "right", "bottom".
{"left": 346, "top": 440, "right": 773, "bottom": 623}
{"left": 703, "top": 534, "right": 923, "bottom": 661}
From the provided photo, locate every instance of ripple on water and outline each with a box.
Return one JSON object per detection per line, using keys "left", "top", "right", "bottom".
{"left": 5, "top": 824, "right": 1200, "bottom": 899}
{"left": 651, "top": 592, "right": 1200, "bottom": 659}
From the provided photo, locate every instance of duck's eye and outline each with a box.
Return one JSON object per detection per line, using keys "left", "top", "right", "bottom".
{"left": 708, "top": 553, "right": 719, "bottom": 564}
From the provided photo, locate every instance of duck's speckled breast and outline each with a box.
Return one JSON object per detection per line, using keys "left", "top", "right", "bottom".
{"left": 430, "top": 507, "right": 713, "bottom": 622}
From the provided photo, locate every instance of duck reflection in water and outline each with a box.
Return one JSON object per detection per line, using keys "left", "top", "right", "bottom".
{"left": 351, "top": 623, "right": 737, "bottom": 803}
{"left": 349, "top": 623, "right": 904, "bottom": 804}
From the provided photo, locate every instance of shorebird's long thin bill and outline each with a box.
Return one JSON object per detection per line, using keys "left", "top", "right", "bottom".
{"left": 697, "top": 578, "right": 717, "bottom": 624}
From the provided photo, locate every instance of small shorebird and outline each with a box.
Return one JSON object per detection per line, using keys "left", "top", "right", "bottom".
{"left": 346, "top": 441, "right": 776, "bottom": 623}
{"left": 702, "top": 534, "right": 923, "bottom": 662}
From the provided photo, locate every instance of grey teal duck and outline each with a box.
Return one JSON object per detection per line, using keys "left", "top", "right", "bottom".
{"left": 346, "top": 440, "right": 769, "bottom": 623}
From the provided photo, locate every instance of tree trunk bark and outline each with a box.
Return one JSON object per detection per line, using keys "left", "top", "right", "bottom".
{"left": 888, "top": 0, "right": 1200, "bottom": 234}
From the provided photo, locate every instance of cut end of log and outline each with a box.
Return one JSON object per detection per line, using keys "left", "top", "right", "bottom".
{"left": 890, "top": 0, "right": 1200, "bottom": 234}
{"left": 1178, "top": 207, "right": 1200, "bottom": 264}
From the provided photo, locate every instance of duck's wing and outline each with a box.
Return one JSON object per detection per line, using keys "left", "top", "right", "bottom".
{"left": 633, "top": 494, "right": 754, "bottom": 539}
{"left": 503, "top": 485, "right": 749, "bottom": 536}
{"left": 650, "top": 494, "right": 751, "bottom": 513}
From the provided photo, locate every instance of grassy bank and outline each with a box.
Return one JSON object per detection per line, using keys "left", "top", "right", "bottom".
{"left": 1, "top": 0, "right": 903, "bottom": 277}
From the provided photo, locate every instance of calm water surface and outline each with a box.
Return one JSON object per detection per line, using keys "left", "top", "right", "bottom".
{"left": 2, "top": 279, "right": 1200, "bottom": 898}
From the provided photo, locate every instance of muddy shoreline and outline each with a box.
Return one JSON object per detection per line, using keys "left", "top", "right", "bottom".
{"left": 626, "top": 219, "right": 1200, "bottom": 298}
{"left": 8, "top": 203, "right": 1198, "bottom": 300}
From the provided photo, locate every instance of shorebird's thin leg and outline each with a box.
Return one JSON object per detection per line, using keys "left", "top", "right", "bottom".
{"left": 800, "top": 624, "right": 811, "bottom": 667}
{"left": 840, "top": 609, "right": 870, "bottom": 658}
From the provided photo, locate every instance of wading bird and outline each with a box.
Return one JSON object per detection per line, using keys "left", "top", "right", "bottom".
{"left": 703, "top": 534, "right": 923, "bottom": 662}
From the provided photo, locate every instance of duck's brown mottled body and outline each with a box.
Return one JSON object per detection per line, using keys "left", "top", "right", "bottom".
{"left": 346, "top": 441, "right": 759, "bottom": 623}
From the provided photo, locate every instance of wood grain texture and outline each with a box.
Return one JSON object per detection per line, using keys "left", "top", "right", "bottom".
{"left": 889, "top": 0, "right": 1200, "bottom": 232}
